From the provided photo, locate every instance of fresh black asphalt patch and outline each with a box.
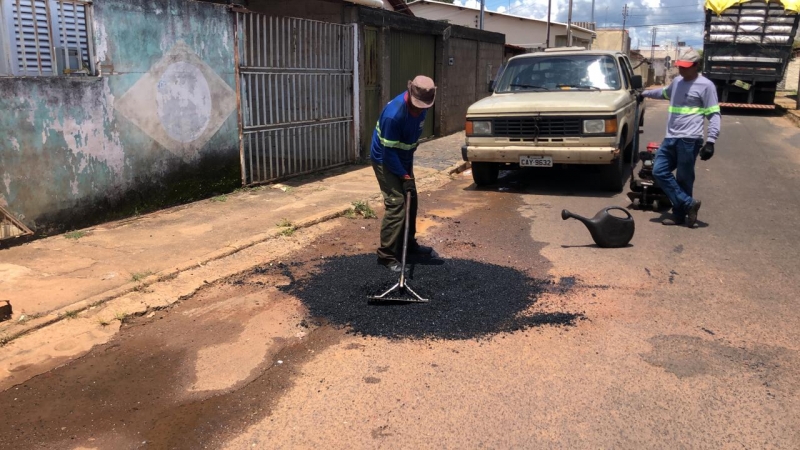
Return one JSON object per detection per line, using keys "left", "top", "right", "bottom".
{"left": 270, "top": 254, "right": 583, "bottom": 340}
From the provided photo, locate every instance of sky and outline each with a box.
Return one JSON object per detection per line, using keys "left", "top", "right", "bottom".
{"left": 451, "top": 0, "right": 707, "bottom": 49}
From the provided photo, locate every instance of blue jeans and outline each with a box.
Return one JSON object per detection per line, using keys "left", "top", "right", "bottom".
{"left": 652, "top": 137, "right": 703, "bottom": 218}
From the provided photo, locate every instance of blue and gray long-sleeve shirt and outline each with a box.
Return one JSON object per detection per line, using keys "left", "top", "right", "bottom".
{"left": 370, "top": 92, "right": 427, "bottom": 178}
{"left": 642, "top": 75, "right": 721, "bottom": 143}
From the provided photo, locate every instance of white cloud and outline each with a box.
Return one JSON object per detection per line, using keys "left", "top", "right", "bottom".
{"left": 455, "top": 0, "right": 707, "bottom": 48}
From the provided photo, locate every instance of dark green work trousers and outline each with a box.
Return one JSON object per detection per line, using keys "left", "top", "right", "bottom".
{"left": 372, "top": 161, "right": 417, "bottom": 262}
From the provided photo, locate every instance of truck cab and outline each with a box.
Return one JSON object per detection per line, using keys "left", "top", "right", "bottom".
{"left": 462, "top": 49, "right": 644, "bottom": 191}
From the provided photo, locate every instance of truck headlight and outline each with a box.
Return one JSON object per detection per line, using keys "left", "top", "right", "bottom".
{"left": 468, "top": 120, "right": 492, "bottom": 136}
{"left": 583, "top": 119, "right": 618, "bottom": 134}
{"left": 583, "top": 119, "right": 606, "bottom": 134}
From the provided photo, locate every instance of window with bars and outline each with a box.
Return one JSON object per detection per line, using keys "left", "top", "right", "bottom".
{"left": 0, "top": 0, "right": 95, "bottom": 76}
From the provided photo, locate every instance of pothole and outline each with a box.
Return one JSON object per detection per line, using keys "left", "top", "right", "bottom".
{"left": 268, "top": 254, "right": 584, "bottom": 340}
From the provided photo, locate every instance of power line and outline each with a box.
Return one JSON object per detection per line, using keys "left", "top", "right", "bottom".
{"left": 630, "top": 2, "right": 704, "bottom": 9}
{"left": 623, "top": 20, "right": 704, "bottom": 28}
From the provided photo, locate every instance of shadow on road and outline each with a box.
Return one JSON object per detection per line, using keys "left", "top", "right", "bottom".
{"left": 648, "top": 215, "right": 711, "bottom": 229}
{"left": 719, "top": 107, "right": 782, "bottom": 118}
{"left": 465, "top": 166, "right": 635, "bottom": 199}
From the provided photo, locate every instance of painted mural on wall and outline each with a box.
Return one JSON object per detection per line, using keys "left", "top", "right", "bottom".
{"left": 115, "top": 41, "right": 236, "bottom": 161}
{"left": 0, "top": 0, "right": 239, "bottom": 234}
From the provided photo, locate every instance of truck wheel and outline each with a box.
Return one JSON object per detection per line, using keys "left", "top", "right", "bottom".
{"left": 623, "top": 127, "right": 640, "bottom": 164}
{"left": 471, "top": 162, "right": 499, "bottom": 186}
{"left": 602, "top": 156, "right": 624, "bottom": 192}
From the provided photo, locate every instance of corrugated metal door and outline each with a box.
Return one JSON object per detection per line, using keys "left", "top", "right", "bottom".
{"left": 390, "top": 31, "right": 435, "bottom": 139}
{"left": 363, "top": 27, "right": 381, "bottom": 150}
{"left": 235, "top": 12, "right": 358, "bottom": 186}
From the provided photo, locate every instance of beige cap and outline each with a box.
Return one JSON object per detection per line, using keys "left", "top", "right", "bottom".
{"left": 407, "top": 75, "right": 436, "bottom": 109}
{"left": 676, "top": 49, "right": 701, "bottom": 68}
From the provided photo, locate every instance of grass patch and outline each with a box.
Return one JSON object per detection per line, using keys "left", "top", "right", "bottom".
{"left": 131, "top": 270, "right": 154, "bottom": 282}
{"left": 279, "top": 227, "right": 297, "bottom": 237}
{"left": 234, "top": 186, "right": 264, "bottom": 194}
{"left": 211, "top": 195, "right": 228, "bottom": 203}
{"left": 17, "top": 312, "right": 43, "bottom": 324}
{"left": 344, "top": 209, "right": 357, "bottom": 219}
{"left": 276, "top": 218, "right": 293, "bottom": 228}
{"left": 64, "top": 231, "right": 87, "bottom": 240}
{"left": 114, "top": 311, "right": 128, "bottom": 322}
{"left": 97, "top": 317, "right": 111, "bottom": 327}
{"left": 64, "top": 309, "right": 80, "bottom": 319}
{"left": 352, "top": 201, "right": 377, "bottom": 219}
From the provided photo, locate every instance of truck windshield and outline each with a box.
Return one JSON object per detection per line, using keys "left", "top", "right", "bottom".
{"left": 494, "top": 55, "right": 622, "bottom": 93}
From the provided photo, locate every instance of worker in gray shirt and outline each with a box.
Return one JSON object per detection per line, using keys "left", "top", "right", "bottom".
{"left": 640, "top": 49, "right": 720, "bottom": 228}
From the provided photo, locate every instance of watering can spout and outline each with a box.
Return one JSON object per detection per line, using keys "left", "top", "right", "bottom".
{"left": 561, "top": 209, "right": 588, "bottom": 224}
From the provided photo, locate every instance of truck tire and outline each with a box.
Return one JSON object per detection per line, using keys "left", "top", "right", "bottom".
{"left": 602, "top": 156, "right": 625, "bottom": 192}
{"left": 624, "top": 115, "right": 643, "bottom": 164}
{"left": 471, "top": 162, "right": 499, "bottom": 186}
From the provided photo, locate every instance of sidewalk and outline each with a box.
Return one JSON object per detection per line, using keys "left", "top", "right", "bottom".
{"left": 0, "top": 132, "right": 469, "bottom": 344}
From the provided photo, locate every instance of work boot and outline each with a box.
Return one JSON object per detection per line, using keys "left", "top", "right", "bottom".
{"left": 662, "top": 216, "right": 685, "bottom": 226}
{"left": 408, "top": 242, "right": 433, "bottom": 255}
{"left": 686, "top": 200, "right": 702, "bottom": 228}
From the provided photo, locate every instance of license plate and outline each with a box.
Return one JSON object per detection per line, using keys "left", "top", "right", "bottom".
{"left": 520, "top": 156, "right": 553, "bottom": 168}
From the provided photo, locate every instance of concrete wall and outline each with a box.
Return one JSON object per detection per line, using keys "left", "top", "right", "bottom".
{"left": 439, "top": 39, "right": 503, "bottom": 135}
{"left": 0, "top": 0, "right": 239, "bottom": 234}
{"left": 779, "top": 53, "right": 800, "bottom": 91}
{"left": 594, "top": 30, "right": 630, "bottom": 55}
{"left": 246, "top": 0, "right": 352, "bottom": 23}
{"left": 406, "top": 1, "right": 593, "bottom": 48}
{"left": 358, "top": 6, "right": 505, "bottom": 147}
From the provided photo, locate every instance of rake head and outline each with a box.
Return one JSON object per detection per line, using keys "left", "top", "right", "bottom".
{"left": 368, "top": 281, "right": 429, "bottom": 303}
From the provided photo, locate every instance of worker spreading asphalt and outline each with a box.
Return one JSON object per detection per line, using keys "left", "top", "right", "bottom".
{"left": 275, "top": 254, "right": 583, "bottom": 340}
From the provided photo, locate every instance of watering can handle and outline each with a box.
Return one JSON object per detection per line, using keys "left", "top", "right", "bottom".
{"left": 605, "top": 207, "right": 633, "bottom": 220}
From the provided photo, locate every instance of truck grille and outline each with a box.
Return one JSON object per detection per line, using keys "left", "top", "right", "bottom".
{"left": 493, "top": 117, "right": 583, "bottom": 137}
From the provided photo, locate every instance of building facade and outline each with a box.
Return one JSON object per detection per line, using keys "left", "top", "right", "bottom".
{"left": 0, "top": 0, "right": 503, "bottom": 236}
{"left": 405, "top": 0, "right": 594, "bottom": 50}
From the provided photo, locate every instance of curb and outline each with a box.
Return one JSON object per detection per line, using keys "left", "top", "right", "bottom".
{"left": 776, "top": 104, "right": 800, "bottom": 128}
{"left": 0, "top": 205, "right": 354, "bottom": 345}
{"left": 447, "top": 160, "right": 471, "bottom": 175}
{"left": 0, "top": 165, "right": 460, "bottom": 346}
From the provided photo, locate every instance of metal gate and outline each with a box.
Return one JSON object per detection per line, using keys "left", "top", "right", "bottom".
{"left": 234, "top": 12, "right": 358, "bottom": 185}
{"left": 390, "top": 31, "right": 435, "bottom": 139}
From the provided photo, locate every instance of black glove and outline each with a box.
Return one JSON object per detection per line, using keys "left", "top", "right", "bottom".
{"left": 402, "top": 178, "right": 416, "bottom": 194}
{"left": 699, "top": 142, "right": 715, "bottom": 161}
{"left": 636, "top": 93, "right": 644, "bottom": 103}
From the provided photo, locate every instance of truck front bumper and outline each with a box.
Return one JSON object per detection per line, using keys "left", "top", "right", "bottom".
{"left": 462, "top": 145, "right": 621, "bottom": 165}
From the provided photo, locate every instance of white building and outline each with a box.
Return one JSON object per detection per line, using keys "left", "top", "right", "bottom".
{"left": 404, "top": 0, "right": 595, "bottom": 50}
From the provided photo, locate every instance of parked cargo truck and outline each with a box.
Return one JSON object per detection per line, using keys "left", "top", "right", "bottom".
{"left": 703, "top": 0, "right": 800, "bottom": 109}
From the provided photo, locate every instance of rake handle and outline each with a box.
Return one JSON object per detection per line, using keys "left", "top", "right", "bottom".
{"left": 399, "top": 189, "right": 412, "bottom": 287}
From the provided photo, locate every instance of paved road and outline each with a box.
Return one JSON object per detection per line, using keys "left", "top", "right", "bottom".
{"left": 1, "top": 102, "right": 799, "bottom": 449}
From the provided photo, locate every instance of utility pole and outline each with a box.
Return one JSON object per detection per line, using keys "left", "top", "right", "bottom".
{"left": 621, "top": 4, "right": 629, "bottom": 53}
{"left": 567, "top": 0, "right": 574, "bottom": 47}
{"left": 479, "top": 0, "right": 485, "bottom": 30}
{"left": 546, "top": 0, "right": 552, "bottom": 48}
{"left": 650, "top": 27, "right": 657, "bottom": 62}
{"left": 591, "top": 0, "right": 596, "bottom": 28}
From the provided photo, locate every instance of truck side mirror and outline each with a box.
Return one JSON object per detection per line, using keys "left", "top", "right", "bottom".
{"left": 631, "top": 75, "right": 643, "bottom": 90}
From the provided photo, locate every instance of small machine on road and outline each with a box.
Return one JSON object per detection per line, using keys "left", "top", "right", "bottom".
{"left": 627, "top": 141, "right": 672, "bottom": 210}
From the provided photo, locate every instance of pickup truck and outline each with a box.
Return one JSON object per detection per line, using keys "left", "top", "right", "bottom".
{"left": 461, "top": 48, "right": 644, "bottom": 191}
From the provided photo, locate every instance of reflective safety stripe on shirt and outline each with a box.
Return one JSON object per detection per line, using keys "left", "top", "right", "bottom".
{"left": 375, "top": 122, "right": 418, "bottom": 150}
{"left": 663, "top": 90, "right": 670, "bottom": 100}
{"left": 668, "top": 105, "right": 721, "bottom": 116}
